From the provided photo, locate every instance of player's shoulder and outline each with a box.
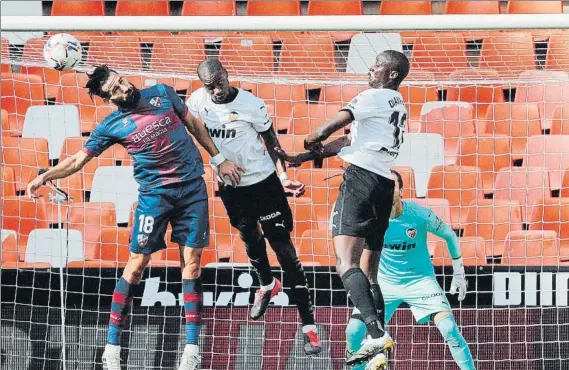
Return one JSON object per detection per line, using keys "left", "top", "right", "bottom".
{"left": 403, "top": 201, "right": 432, "bottom": 219}
{"left": 236, "top": 88, "right": 266, "bottom": 107}
{"left": 140, "top": 83, "right": 174, "bottom": 98}
{"left": 353, "top": 88, "right": 404, "bottom": 107}
{"left": 187, "top": 87, "right": 207, "bottom": 103}
{"left": 98, "top": 109, "right": 121, "bottom": 127}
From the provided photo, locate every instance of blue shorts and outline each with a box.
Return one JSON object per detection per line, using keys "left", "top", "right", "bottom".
{"left": 130, "top": 178, "right": 210, "bottom": 255}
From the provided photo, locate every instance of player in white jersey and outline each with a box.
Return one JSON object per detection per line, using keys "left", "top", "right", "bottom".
{"left": 277, "top": 50, "right": 410, "bottom": 369}
{"left": 186, "top": 59, "right": 321, "bottom": 355}
{"left": 345, "top": 170, "right": 475, "bottom": 370}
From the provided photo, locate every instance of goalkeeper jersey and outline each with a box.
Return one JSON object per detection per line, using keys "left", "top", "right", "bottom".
{"left": 379, "top": 201, "right": 460, "bottom": 284}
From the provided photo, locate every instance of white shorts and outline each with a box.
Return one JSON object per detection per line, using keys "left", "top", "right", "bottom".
{"left": 353, "top": 276, "right": 451, "bottom": 325}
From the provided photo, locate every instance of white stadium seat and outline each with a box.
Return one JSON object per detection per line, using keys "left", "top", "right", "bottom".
{"left": 90, "top": 166, "right": 139, "bottom": 224}
{"left": 25, "top": 229, "right": 84, "bottom": 267}
{"left": 347, "top": 33, "right": 403, "bottom": 74}
{"left": 22, "top": 105, "right": 81, "bottom": 160}
{"left": 394, "top": 133, "right": 445, "bottom": 198}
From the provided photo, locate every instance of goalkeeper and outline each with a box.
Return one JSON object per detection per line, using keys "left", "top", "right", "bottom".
{"left": 345, "top": 169, "right": 476, "bottom": 370}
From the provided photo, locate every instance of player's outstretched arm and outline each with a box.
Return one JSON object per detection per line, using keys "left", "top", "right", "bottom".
{"left": 260, "top": 126, "right": 305, "bottom": 197}
{"left": 27, "top": 150, "right": 92, "bottom": 198}
{"left": 183, "top": 111, "right": 244, "bottom": 186}
{"left": 276, "top": 134, "right": 351, "bottom": 168}
{"left": 426, "top": 211, "right": 468, "bottom": 301}
{"left": 304, "top": 110, "right": 353, "bottom": 150}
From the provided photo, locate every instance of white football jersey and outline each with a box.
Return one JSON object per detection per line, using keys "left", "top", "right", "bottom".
{"left": 339, "top": 88, "right": 408, "bottom": 178}
{"left": 186, "top": 87, "right": 275, "bottom": 187}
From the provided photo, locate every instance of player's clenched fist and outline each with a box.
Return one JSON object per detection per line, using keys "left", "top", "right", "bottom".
{"left": 26, "top": 175, "right": 45, "bottom": 199}
{"left": 217, "top": 159, "right": 245, "bottom": 186}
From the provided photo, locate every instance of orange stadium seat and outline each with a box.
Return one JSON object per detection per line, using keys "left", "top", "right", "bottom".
{"left": 529, "top": 197, "right": 569, "bottom": 247}
{"left": 210, "top": 199, "right": 232, "bottom": 236}
{"left": 21, "top": 37, "right": 73, "bottom": 99}
{"left": 69, "top": 202, "right": 117, "bottom": 259}
{"left": 1, "top": 109, "right": 7, "bottom": 133}
{"left": 149, "top": 35, "right": 205, "bottom": 78}
{"left": 1, "top": 137, "right": 49, "bottom": 192}
{"left": 59, "top": 137, "right": 115, "bottom": 191}
{"left": 1, "top": 38, "right": 11, "bottom": 73}
{"left": 296, "top": 168, "right": 342, "bottom": 228}
{"left": 298, "top": 229, "right": 335, "bottom": 266}
{"left": 458, "top": 134, "right": 512, "bottom": 194}
{"left": 507, "top": 0, "right": 562, "bottom": 14}
{"left": 289, "top": 197, "right": 318, "bottom": 240}
{"left": 51, "top": 1, "right": 105, "bottom": 15}
{"left": 2, "top": 166, "right": 16, "bottom": 197}
{"left": 420, "top": 103, "right": 476, "bottom": 163}
{"left": 444, "top": 1, "right": 500, "bottom": 14}
{"left": 181, "top": 1, "right": 236, "bottom": 16}
{"left": 279, "top": 34, "right": 336, "bottom": 76}
{"left": 1, "top": 231, "right": 19, "bottom": 264}
{"left": 100, "top": 227, "right": 130, "bottom": 263}
{"left": 546, "top": 33, "right": 569, "bottom": 72}
{"left": 446, "top": 69, "right": 505, "bottom": 120}
{"left": 494, "top": 167, "right": 551, "bottom": 223}
{"left": 551, "top": 103, "right": 569, "bottom": 135}
{"left": 392, "top": 166, "right": 416, "bottom": 199}
{"left": 287, "top": 103, "right": 342, "bottom": 135}
{"left": 219, "top": 34, "right": 275, "bottom": 74}
{"left": 514, "top": 75, "right": 569, "bottom": 130}
{"left": 503, "top": 230, "right": 560, "bottom": 265}
{"left": 115, "top": 1, "right": 170, "bottom": 15}
{"left": 319, "top": 85, "right": 368, "bottom": 106}
{"left": 524, "top": 135, "right": 569, "bottom": 190}
{"left": 464, "top": 199, "right": 523, "bottom": 256}
{"left": 483, "top": 103, "right": 542, "bottom": 161}
{"left": 1, "top": 197, "right": 49, "bottom": 254}
{"left": 56, "top": 73, "right": 107, "bottom": 134}
{"left": 1, "top": 73, "right": 45, "bottom": 136}
{"left": 479, "top": 32, "right": 537, "bottom": 78}
{"left": 246, "top": 1, "right": 301, "bottom": 15}
{"left": 86, "top": 36, "right": 142, "bottom": 70}
{"left": 411, "top": 33, "right": 469, "bottom": 78}
{"left": 563, "top": 169, "right": 569, "bottom": 198}
{"left": 427, "top": 165, "right": 484, "bottom": 229}
{"left": 307, "top": 1, "right": 362, "bottom": 15}
{"left": 257, "top": 83, "right": 307, "bottom": 132}
{"left": 379, "top": 1, "right": 432, "bottom": 14}
{"left": 433, "top": 237, "right": 486, "bottom": 266}
{"left": 400, "top": 86, "right": 439, "bottom": 123}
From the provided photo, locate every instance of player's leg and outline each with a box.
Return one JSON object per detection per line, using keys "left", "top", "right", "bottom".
{"left": 345, "top": 282, "right": 400, "bottom": 370}
{"left": 405, "top": 277, "right": 475, "bottom": 370}
{"left": 218, "top": 182, "right": 277, "bottom": 317}
{"left": 360, "top": 247, "right": 383, "bottom": 329}
{"left": 256, "top": 173, "right": 321, "bottom": 354}
{"left": 168, "top": 179, "right": 210, "bottom": 370}
{"left": 103, "top": 192, "right": 170, "bottom": 369}
{"left": 336, "top": 166, "right": 395, "bottom": 367}
{"left": 433, "top": 312, "right": 476, "bottom": 370}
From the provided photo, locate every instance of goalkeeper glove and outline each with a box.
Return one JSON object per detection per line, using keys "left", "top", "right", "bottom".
{"left": 449, "top": 257, "right": 467, "bottom": 301}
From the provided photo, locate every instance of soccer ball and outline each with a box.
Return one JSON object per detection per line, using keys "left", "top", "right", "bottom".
{"left": 43, "top": 33, "right": 82, "bottom": 71}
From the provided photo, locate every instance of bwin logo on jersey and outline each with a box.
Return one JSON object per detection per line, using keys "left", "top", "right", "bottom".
{"left": 384, "top": 241, "right": 416, "bottom": 251}
{"left": 406, "top": 228, "right": 417, "bottom": 239}
{"left": 208, "top": 126, "right": 237, "bottom": 139}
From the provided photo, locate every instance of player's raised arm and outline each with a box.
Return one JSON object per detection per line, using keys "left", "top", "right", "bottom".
{"left": 425, "top": 209, "right": 468, "bottom": 301}
{"left": 304, "top": 110, "right": 353, "bottom": 151}
{"left": 27, "top": 150, "right": 93, "bottom": 198}
{"left": 277, "top": 134, "right": 351, "bottom": 168}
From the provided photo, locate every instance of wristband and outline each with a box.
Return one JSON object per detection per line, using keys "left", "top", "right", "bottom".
{"left": 451, "top": 257, "right": 464, "bottom": 272}
{"left": 211, "top": 153, "right": 226, "bottom": 167}
{"left": 279, "top": 172, "right": 289, "bottom": 181}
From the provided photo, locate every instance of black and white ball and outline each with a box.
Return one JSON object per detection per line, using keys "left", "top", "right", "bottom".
{"left": 43, "top": 33, "right": 82, "bottom": 71}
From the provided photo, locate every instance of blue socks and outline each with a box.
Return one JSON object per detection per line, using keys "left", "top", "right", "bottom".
{"left": 436, "top": 315, "right": 476, "bottom": 370}
{"left": 345, "top": 318, "right": 367, "bottom": 370}
{"left": 183, "top": 278, "right": 203, "bottom": 345}
{"left": 107, "top": 277, "right": 134, "bottom": 345}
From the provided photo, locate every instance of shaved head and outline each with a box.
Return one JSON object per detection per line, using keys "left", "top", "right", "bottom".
{"left": 197, "top": 58, "right": 226, "bottom": 85}
{"left": 197, "top": 58, "right": 235, "bottom": 103}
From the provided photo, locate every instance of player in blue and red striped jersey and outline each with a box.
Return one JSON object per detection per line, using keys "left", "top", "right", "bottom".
{"left": 27, "top": 65, "right": 243, "bottom": 370}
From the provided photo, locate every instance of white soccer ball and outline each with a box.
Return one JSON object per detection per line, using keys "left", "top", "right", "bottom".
{"left": 43, "top": 33, "right": 82, "bottom": 71}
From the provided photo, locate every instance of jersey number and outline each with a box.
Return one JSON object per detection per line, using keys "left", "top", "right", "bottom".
{"left": 138, "top": 215, "right": 155, "bottom": 234}
{"left": 388, "top": 111, "right": 407, "bottom": 150}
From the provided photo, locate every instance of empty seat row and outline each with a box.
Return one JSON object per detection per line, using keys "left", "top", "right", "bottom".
{"left": 47, "top": 1, "right": 564, "bottom": 16}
